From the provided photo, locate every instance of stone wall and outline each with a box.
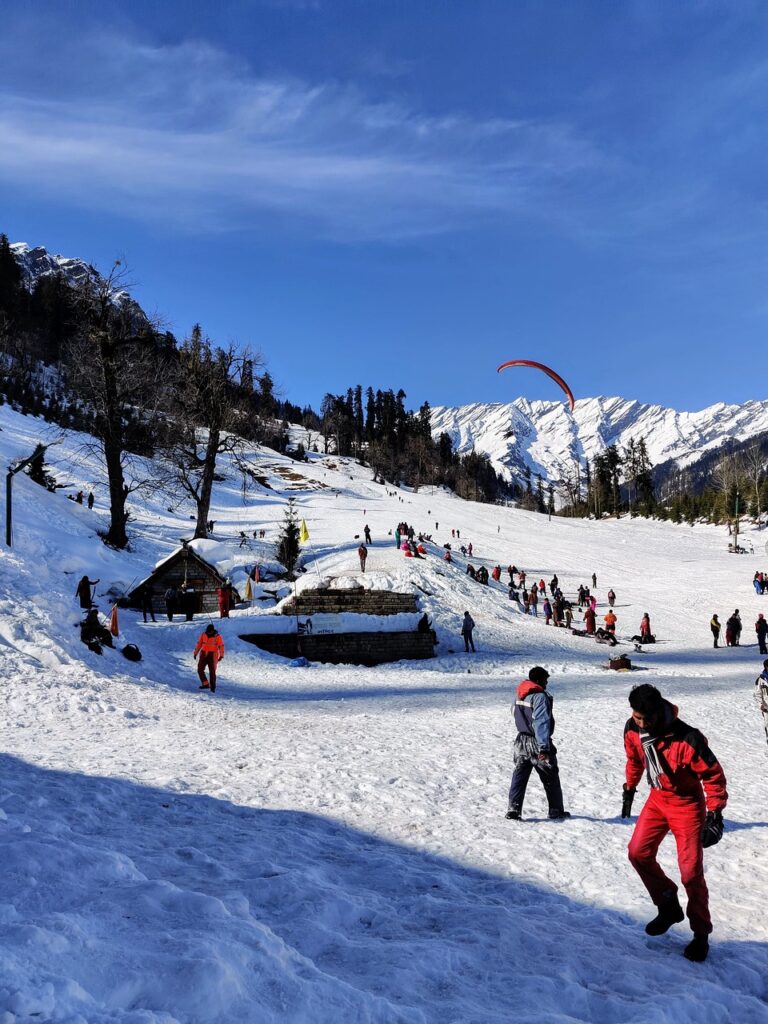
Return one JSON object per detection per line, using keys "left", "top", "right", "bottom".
{"left": 281, "top": 589, "right": 418, "bottom": 617}
{"left": 239, "top": 630, "right": 435, "bottom": 666}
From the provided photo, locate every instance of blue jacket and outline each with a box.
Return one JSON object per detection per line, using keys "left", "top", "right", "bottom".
{"left": 513, "top": 680, "right": 555, "bottom": 750}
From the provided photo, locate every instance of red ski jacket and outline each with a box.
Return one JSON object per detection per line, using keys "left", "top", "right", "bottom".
{"left": 624, "top": 702, "right": 727, "bottom": 811}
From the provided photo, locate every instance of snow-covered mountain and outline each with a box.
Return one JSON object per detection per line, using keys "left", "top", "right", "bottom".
{"left": 431, "top": 396, "right": 768, "bottom": 485}
{"left": 11, "top": 241, "right": 99, "bottom": 291}
{"left": 10, "top": 241, "right": 141, "bottom": 317}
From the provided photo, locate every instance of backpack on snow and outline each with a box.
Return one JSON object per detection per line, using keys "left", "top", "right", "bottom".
{"left": 122, "top": 643, "right": 142, "bottom": 662}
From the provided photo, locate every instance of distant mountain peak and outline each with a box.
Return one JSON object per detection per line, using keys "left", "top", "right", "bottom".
{"left": 431, "top": 397, "right": 768, "bottom": 485}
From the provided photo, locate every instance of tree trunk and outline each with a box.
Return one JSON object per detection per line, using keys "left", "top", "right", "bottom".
{"left": 100, "top": 335, "right": 129, "bottom": 548}
{"left": 194, "top": 428, "right": 221, "bottom": 538}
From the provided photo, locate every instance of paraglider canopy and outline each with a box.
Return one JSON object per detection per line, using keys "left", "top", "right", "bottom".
{"left": 496, "top": 359, "right": 575, "bottom": 411}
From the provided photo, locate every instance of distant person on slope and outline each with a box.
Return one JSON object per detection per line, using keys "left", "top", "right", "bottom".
{"left": 194, "top": 624, "right": 224, "bottom": 692}
{"left": 506, "top": 666, "right": 570, "bottom": 822}
{"left": 604, "top": 610, "right": 617, "bottom": 636}
{"left": 639, "top": 613, "right": 653, "bottom": 643}
{"left": 584, "top": 607, "right": 596, "bottom": 634}
{"left": 756, "top": 614, "right": 768, "bottom": 655}
{"left": 358, "top": 543, "right": 368, "bottom": 572}
{"left": 710, "top": 614, "right": 721, "bottom": 648}
{"left": 461, "top": 611, "right": 476, "bottom": 652}
{"left": 364, "top": 524, "right": 372, "bottom": 544}
{"left": 725, "top": 612, "right": 740, "bottom": 647}
{"left": 76, "top": 575, "right": 99, "bottom": 609}
{"left": 592, "top": 573, "right": 597, "bottom": 589}
{"left": 621, "top": 683, "right": 727, "bottom": 962}
{"left": 607, "top": 589, "right": 616, "bottom": 608}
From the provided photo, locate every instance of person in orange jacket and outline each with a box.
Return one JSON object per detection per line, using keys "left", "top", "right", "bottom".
{"left": 604, "top": 610, "right": 617, "bottom": 635}
{"left": 194, "top": 624, "right": 224, "bottom": 692}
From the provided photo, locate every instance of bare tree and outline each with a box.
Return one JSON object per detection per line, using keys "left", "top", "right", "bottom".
{"left": 160, "top": 327, "right": 256, "bottom": 538}
{"left": 742, "top": 444, "right": 766, "bottom": 521}
{"left": 64, "top": 261, "right": 170, "bottom": 548}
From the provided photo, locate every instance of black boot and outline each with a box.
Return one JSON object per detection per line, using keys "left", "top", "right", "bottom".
{"left": 548, "top": 809, "right": 571, "bottom": 820}
{"left": 645, "top": 896, "right": 684, "bottom": 935}
{"left": 683, "top": 934, "right": 709, "bottom": 962}
{"left": 505, "top": 808, "right": 522, "bottom": 820}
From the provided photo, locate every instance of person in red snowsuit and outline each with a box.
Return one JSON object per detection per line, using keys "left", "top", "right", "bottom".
{"left": 621, "top": 684, "right": 727, "bottom": 962}
{"left": 194, "top": 624, "right": 225, "bottom": 692}
{"left": 583, "top": 607, "right": 596, "bottom": 634}
{"left": 217, "top": 582, "right": 232, "bottom": 618}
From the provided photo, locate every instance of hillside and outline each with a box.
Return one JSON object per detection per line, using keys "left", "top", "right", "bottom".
{"left": 1, "top": 403, "right": 767, "bottom": 1021}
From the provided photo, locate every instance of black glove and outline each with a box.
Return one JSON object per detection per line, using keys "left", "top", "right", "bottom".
{"left": 621, "top": 786, "right": 636, "bottom": 818}
{"left": 701, "top": 809, "right": 724, "bottom": 848}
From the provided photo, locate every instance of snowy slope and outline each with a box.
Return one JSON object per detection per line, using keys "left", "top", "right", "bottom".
{"left": 431, "top": 397, "right": 768, "bottom": 487}
{"left": 1, "top": 404, "right": 767, "bottom": 1022}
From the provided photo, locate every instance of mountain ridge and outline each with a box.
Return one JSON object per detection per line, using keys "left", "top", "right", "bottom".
{"left": 430, "top": 396, "right": 768, "bottom": 487}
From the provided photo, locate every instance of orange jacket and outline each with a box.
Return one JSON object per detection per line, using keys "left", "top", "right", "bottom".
{"left": 604, "top": 612, "right": 617, "bottom": 628}
{"left": 194, "top": 631, "right": 225, "bottom": 660}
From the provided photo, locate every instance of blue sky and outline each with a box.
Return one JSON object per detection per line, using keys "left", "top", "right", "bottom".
{"left": 2, "top": 1, "right": 768, "bottom": 412}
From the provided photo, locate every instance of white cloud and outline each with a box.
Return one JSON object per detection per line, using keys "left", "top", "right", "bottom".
{"left": 0, "top": 31, "right": 601, "bottom": 241}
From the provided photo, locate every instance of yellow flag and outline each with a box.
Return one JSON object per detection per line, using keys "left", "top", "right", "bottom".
{"left": 299, "top": 519, "right": 310, "bottom": 544}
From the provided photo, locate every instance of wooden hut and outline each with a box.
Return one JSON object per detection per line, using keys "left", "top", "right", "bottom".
{"left": 128, "top": 540, "right": 241, "bottom": 617}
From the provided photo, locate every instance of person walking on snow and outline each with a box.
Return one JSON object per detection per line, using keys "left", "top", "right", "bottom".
{"left": 640, "top": 613, "right": 652, "bottom": 643}
{"left": 543, "top": 598, "right": 552, "bottom": 625}
{"left": 140, "top": 583, "right": 156, "bottom": 623}
{"left": 87, "top": 491, "right": 94, "bottom": 510}
{"left": 607, "top": 589, "right": 616, "bottom": 608}
{"left": 358, "top": 543, "right": 368, "bottom": 572}
{"left": 506, "top": 666, "right": 570, "bottom": 821}
{"left": 194, "top": 624, "right": 225, "bottom": 692}
{"left": 710, "top": 614, "right": 721, "bottom": 648}
{"left": 621, "top": 683, "right": 727, "bottom": 962}
{"left": 364, "top": 524, "right": 372, "bottom": 545}
{"left": 461, "top": 611, "right": 476, "bottom": 652}
{"left": 756, "top": 613, "right": 768, "bottom": 655}
{"left": 76, "top": 575, "right": 99, "bottom": 609}
{"left": 592, "top": 573, "right": 597, "bottom": 589}
{"left": 604, "top": 610, "right": 617, "bottom": 636}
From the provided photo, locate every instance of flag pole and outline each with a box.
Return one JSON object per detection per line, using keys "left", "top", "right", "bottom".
{"left": 300, "top": 518, "right": 323, "bottom": 582}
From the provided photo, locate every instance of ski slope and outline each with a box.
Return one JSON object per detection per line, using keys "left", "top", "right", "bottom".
{"left": 0, "top": 405, "right": 766, "bottom": 1023}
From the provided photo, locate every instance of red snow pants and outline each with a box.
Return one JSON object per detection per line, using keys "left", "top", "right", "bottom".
{"left": 628, "top": 789, "right": 710, "bottom": 934}
{"left": 197, "top": 652, "right": 218, "bottom": 688}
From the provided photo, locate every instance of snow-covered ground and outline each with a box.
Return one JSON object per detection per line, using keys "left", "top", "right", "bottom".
{"left": 1, "top": 405, "right": 767, "bottom": 1023}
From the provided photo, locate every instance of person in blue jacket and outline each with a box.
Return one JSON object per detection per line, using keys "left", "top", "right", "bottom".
{"left": 506, "top": 666, "right": 570, "bottom": 821}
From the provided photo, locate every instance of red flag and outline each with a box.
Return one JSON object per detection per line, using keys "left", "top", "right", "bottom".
{"left": 109, "top": 604, "right": 120, "bottom": 637}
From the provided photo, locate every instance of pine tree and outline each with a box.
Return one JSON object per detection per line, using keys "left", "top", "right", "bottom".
{"left": 276, "top": 498, "right": 301, "bottom": 578}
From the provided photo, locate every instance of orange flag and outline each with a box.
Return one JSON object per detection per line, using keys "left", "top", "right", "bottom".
{"left": 109, "top": 604, "right": 120, "bottom": 637}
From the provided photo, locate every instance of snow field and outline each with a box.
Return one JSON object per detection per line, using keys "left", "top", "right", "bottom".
{"left": 0, "top": 405, "right": 766, "bottom": 1023}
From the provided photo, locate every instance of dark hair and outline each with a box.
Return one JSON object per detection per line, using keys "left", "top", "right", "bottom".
{"left": 529, "top": 666, "right": 550, "bottom": 685}
{"left": 628, "top": 683, "right": 663, "bottom": 715}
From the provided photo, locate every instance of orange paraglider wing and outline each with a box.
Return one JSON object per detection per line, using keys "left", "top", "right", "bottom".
{"left": 496, "top": 359, "right": 576, "bottom": 411}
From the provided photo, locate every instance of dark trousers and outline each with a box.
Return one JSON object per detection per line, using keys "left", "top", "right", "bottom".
{"left": 759, "top": 634, "right": 768, "bottom": 654}
{"left": 508, "top": 747, "right": 564, "bottom": 814}
{"left": 197, "top": 652, "right": 217, "bottom": 689}
{"left": 142, "top": 603, "right": 156, "bottom": 623}
{"left": 166, "top": 602, "right": 174, "bottom": 622}
{"left": 463, "top": 632, "right": 475, "bottom": 652}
